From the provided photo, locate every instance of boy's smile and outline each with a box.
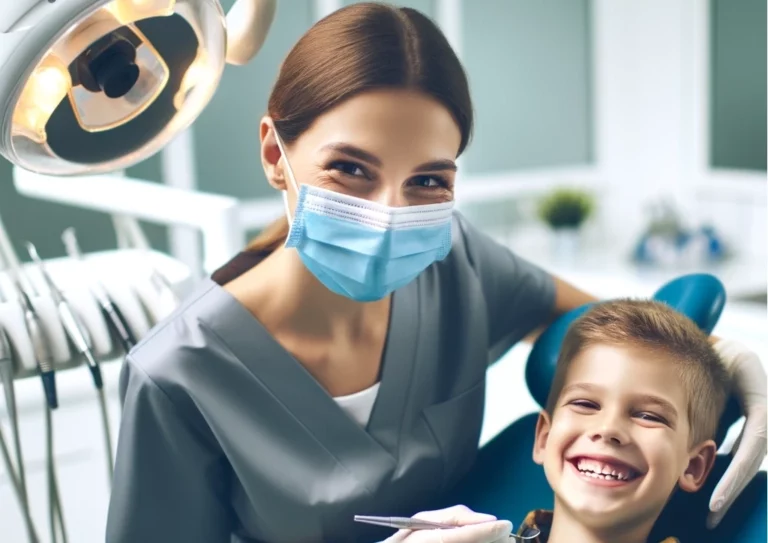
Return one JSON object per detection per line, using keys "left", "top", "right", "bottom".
{"left": 565, "top": 454, "right": 644, "bottom": 487}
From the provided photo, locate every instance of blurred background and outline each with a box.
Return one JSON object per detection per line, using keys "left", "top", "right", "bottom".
{"left": 0, "top": 1, "right": 765, "bottom": 541}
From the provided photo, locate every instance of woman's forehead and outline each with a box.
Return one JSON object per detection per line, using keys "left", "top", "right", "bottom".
{"left": 297, "top": 89, "right": 463, "bottom": 162}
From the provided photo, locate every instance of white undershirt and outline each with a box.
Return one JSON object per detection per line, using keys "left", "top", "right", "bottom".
{"left": 333, "top": 382, "right": 381, "bottom": 427}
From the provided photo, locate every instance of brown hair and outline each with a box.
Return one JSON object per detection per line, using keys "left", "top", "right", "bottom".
{"left": 545, "top": 299, "right": 730, "bottom": 445}
{"left": 246, "top": 2, "right": 473, "bottom": 257}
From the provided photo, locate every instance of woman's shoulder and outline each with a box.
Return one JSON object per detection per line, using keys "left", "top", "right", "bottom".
{"left": 125, "top": 278, "right": 251, "bottom": 390}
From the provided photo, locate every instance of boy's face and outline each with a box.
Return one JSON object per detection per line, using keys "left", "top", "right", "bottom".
{"left": 533, "top": 344, "right": 717, "bottom": 533}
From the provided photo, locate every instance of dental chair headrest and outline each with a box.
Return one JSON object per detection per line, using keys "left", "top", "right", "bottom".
{"left": 525, "top": 273, "right": 740, "bottom": 446}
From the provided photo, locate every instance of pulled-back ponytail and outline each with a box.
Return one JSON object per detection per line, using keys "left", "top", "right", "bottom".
{"left": 245, "top": 215, "right": 288, "bottom": 257}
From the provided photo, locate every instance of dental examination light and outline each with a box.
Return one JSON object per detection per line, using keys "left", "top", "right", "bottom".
{"left": 0, "top": 0, "right": 276, "bottom": 175}
{"left": 0, "top": 0, "right": 277, "bottom": 274}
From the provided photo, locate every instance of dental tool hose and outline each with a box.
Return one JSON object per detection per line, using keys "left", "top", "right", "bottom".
{"left": 44, "top": 404, "right": 68, "bottom": 543}
{"left": 26, "top": 243, "right": 114, "bottom": 486}
{"left": 16, "top": 286, "right": 67, "bottom": 543}
{"left": 0, "top": 316, "right": 40, "bottom": 542}
{"left": 0, "top": 214, "right": 66, "bottom": 541}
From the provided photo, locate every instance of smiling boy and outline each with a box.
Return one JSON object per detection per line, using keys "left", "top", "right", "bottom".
{"left": 523, "top": 299, "right": 730, "bottom": 543}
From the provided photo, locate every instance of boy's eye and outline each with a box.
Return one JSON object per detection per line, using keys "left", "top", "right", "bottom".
{"left": 635, "top": 412, "right": 667, "bottom": 424}
{"left": 568, "top": 399, "right": 598, "bottom": 411}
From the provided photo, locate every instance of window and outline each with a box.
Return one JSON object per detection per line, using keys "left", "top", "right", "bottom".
{"left": 709, "top": 0, "right": 767, "bottom": 171}
{"left": 461, "top": 0, "right": 593, "bottom": 174}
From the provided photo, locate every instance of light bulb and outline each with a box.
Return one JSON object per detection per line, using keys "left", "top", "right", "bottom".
{"left": 32, "top": 67, "right": 71, "bottom": 114}
{"left": 11, "top": 56, "right": 72, "bottom": 143}
{"left": 106, "top": 0, "right": 176, "bottom": 24}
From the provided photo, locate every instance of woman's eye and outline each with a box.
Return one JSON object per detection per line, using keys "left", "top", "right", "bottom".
{"left": 412, "top": 175, "right": 445, "bottom": 188}
{"left": 329, "top": 161, "right": 366, "bottom": 177}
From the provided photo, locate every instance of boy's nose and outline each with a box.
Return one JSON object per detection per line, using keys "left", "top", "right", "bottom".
{"left": 588, "top": 414, "right": 630, "bottom": 445}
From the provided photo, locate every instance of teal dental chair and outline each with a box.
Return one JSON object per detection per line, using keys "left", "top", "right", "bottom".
{"left": 449, "top": 273, "right": 766, "bottom": 542}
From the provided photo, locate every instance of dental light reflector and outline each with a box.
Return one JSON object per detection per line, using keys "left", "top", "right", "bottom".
{"left": 68, "top": 26, "right": 169, "bottom": 132}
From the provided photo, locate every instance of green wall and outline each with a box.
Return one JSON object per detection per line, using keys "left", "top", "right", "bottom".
{"left": 462, "top": 0, "right": 593, "bottom": 173}
{"left": 710, "top": 0, "right": 767, "bottom": 171}
{"left": 192, "top": 0, "right": 315, "bottom": 199}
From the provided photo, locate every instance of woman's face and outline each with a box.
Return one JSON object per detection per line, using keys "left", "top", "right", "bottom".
{"left": 260, "top": 89, "right": 463, "bottom": 209}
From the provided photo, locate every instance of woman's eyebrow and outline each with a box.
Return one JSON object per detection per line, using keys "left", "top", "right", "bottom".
{"left": 320, "top": 143, "right": 457, "bottom": 173}
{"left": 413, "top": 159, "right": 457, "bottom": 172}
{"left": 320, "top": 142, "right": 381, "bottom": 167}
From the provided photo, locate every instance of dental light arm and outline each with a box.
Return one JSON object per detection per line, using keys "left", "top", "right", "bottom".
{"left": 226, "top": 0, "right": 277, "bottom": 66}
{"left": 13, "top": 167, "right": 250, "bottom": 274}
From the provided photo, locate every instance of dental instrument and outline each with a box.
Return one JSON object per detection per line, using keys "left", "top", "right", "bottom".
{"left": 26, "top": 243, "right": 104, "bottom": 390}
{"left": 26, "top": 242, "right": 115, "bottom": 485}
{"left": 62, "top": 228, "right": 137, "bottom": 352}
{"left": 17, "top": 287, "right": 59, "bottom": 411}
{"left": 353, "top": 515, "right": 541, "bottom": 541}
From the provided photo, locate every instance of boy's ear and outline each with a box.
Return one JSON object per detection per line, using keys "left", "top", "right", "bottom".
{"left": 679, "top": 439, "right": 718, "bottom": 493}
{"left": 533, "top": 410, "right": 552, "bottom": 466}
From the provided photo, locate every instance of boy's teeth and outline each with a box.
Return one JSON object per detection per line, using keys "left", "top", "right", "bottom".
{"left": 576, "top": 458, "right": 634, "bottom": 480}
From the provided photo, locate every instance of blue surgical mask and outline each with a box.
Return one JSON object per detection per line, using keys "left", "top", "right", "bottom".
{"left": 274, "top": 133, "right": 454, "bottom": 302}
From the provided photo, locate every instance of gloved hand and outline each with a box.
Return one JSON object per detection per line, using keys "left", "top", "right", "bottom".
{"left": 707, "top": 338, "right": 767, "bottom": 529}
{"left": 382, "top": 505, "right": 513, "bottom": 543}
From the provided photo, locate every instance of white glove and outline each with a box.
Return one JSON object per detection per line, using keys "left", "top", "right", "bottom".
{"left": 382, "top": 505, "right": 513, "bottom": 543}
{"left": 707, "top": 339, "right": 768, "bottom": 529}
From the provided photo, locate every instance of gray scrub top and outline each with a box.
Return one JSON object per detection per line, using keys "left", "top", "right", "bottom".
{"left": 105, "top": 213, "right": 556, "bottom": 543}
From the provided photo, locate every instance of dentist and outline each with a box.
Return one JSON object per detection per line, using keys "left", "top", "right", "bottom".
{"left": 106, "top": 3, "right": 766, "bottom": 542}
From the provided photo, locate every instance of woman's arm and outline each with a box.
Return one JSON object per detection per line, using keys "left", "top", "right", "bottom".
{"left": 523, "top": 276, "right": 598, "bottom": 344}
{"left": 106, "top": 357, "right": 234, "bottom": 543}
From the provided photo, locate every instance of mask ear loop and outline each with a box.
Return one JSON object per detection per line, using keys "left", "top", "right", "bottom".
{"left": 272, "top": 127, "right": 300, "bottom": 223}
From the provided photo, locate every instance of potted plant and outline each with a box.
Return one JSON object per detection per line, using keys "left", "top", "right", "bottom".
{"left": 537, "top": 187, "right": 595, "bottom": 260}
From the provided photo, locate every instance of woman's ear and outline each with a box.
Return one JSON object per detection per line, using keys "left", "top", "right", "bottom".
{"left": 679, "top": 439, "right": 718, "bottom": 493}
{"left": 533, "top": 410, "right": 552, "bottom": 466}
{"left": 260, "top": 117, "right": 287, "bottom": 190}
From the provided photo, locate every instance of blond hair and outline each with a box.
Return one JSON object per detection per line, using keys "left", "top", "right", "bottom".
{"left": 546, "top": 299, "right": 730, "bottom": 445}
